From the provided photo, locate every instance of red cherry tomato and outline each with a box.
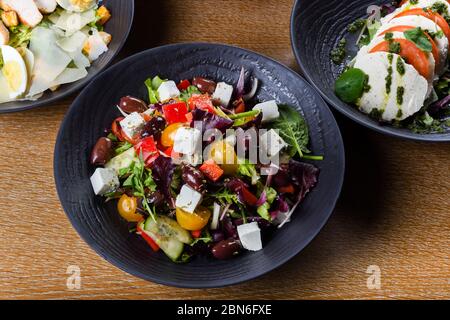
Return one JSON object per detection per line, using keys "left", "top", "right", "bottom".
{"left": 177, "top": 79, "right": 191, "bottom": 91}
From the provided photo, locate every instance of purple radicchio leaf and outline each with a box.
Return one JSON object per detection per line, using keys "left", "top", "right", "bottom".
{"left": 190, "top": 108, "right": 233, "bottom": 133}
{"left": 288, "top": 159, "right": 319, "bottom": 202}
{"left": 428, "top": 95, "right": 450, "bottom": 117}
{"left": 151, "top": 156, "right": 176, "bottom": 208}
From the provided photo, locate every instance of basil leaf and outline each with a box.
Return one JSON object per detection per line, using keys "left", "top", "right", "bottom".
{"left": 335, "top": 68, "right": 368, "bottom": 103}
{"left": 404, "top": 27, "right": 432, "bottom": 52}
{"left": 270, "top": 105, "right": 310, "bottom": 157}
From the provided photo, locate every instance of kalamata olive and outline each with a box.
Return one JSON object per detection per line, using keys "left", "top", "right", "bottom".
{"left": 211, "top": 230, "right": 225, "bottom": 243}
{"left": 146, "top": 191, "right": 165, "bottom": 207}
{"left": 211, "top": 238, "right": 242, "bottom": 260}
{"left": 141, "top": 116, "right": 166, "bottom": 140}
{"left": 90, "top": 137, "right": 113, "bottom": 165}
{"left": 192, "top": 77, "right": 217, "bottom": 94}
{"left": 119, "top": 96, "right": 148, "bottom": 113}
{"left": 181, "top": 164, "right": 205, "bottom": 191}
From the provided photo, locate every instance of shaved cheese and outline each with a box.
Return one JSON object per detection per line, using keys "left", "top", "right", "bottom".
{"left": 27, "top": 27, "right": 71, "bottom": 97}
{"left": 84, "top": 29, "right": 108, "bottom": 61}
{"left": 54, "top": 9, "right": 96, "bottom": 35}
{"left": 56, "top": 30, "right": 87, "bottom": 52}
{"left": 50, "top": 66, "right": 87, "bottom": 87}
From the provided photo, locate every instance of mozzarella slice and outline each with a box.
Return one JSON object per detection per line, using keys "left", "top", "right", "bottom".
{"left": 354, "top": 52, "right": 428, "bottom": 121}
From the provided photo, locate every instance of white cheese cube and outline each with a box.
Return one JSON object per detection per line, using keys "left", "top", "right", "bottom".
{"left": 90, "top": 168, "right": 119, "bottom": 196}
{"left": 253, "top": 100, "right": 280, "bottom": 123}
{"left": 212, "top": 82, "right": 233, "bottom": 107}
{"left": 175, "top": 152, "right": 202, "bottom": 166}
{"left": 175, "top": 184, "right": 203, "bottom": 214}
{"left": 120, "top": 112, "right": 145, "bottom": 139}
{"left": 173, "top": 127, "right": 202, "bottom": 155}
{"left": 237, "top": 222, "right": 262, "bottom": 251}
{"left": 157, "top": 80, "right": 180, "bottom": 102}
{"left": 260, "top": 129, "right": 287, "bottom": 158}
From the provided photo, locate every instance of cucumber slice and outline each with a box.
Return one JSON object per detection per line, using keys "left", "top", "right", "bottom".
{"left": 142, "top": 228, "right": 184, "bottom": 262}
{"left": 144, "top": 216, "right": 192, "bottom": 245}
{"left": 105, "top": 148, "right": 138, "bottom": 173}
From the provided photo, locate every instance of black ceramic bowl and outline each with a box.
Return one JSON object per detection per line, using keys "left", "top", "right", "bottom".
{"left": 291, "top": 0, "right": 450, "bottom": 141}
{"left": 54, "top": 43, "right": 345, "bottom": 288}
{"left": 0, "top": 0, "right": 134, "bottom": 113}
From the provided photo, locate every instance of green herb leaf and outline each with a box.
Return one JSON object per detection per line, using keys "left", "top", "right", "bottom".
{"left": 179, "top": 85, "right": 201, "bottom": 102}
{"left": 145, "top": 78, "right": 159, "bottom": 104}
{"left": 237, "top": 159, "right": 260, "bottom": 185}
{"left": 115, "top": 141, "right": 133, "bottom": 155}
{"left": 404, "top": 27, "right": 432, "bottom": 52}
{"left": 270, "top": 105, "right": 310, "bottom": 157}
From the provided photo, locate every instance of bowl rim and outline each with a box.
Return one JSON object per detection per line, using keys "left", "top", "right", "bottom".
{"left": 290, "top": 0, "right": 450, "bottom": 142}
{"left": 0, "top": 0, "right": 135, "bottom": 114}
{"left": 54, "top": 42, "right": 346, "bottom": 288}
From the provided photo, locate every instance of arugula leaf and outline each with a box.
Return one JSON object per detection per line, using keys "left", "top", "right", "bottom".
{"left": 213, "top": 188, "right": 240, "bottom": 205}
{"left": 404, "top": 27, "right": 432, "bottom": 52}
{"left": 237, "top": 159, "right": 260, "bottom": 185}
{"left": 115, "top": 141, "right": 133, "bottom": 155}
{"left": 179, "top": 85, "right": 201, "bottom": 102}
{"left": 270, "top": 105, "right": 310, "bottom": 157}
{"left": 190, "top": 230, "right": 213, "bottom": 246}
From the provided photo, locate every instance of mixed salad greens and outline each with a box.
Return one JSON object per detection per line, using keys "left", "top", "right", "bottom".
{"left": 89, "top": 68, "right": 322, "bottom": 262}
{"left": 332, "top": 0, "right": 450, "bottom": 133}
{"left": 0, "top": 0, "right": 112, "bottom": 104}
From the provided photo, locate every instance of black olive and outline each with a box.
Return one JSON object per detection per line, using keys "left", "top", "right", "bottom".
{"left": 211, "top": 238, "right": 242, "bottom": 260}
{"left": 141, "top": 116, "right": 166, "bottom": 141}
{"left": 90, "top": 137, "right": 113, "bottom": 165}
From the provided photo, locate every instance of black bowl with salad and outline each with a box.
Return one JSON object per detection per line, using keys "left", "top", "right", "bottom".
{"left": 54, "top": 43, "right": 344, "bottom": 287}
{"left": 292, "top": 0, "right": 450, "bottom": 141}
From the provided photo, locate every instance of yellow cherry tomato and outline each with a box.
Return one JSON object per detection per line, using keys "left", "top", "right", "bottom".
{"left": 117, "top": 194, "right": 143, "bottom": 222}
{"left": 161, "top": 123, "right": 184, "bottom": 147}
{"left": 207, "top": 140, "right": 238, "bottom": 175}
{"left": 176, "top": 206, "right": 211, "bottom": 231}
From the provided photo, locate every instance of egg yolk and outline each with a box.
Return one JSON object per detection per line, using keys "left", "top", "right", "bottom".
{"left": 2, "top": 61, "right": 22, "bottom": 92}
{"left": 71, "top": 0, "right": 94, "bottom": 10}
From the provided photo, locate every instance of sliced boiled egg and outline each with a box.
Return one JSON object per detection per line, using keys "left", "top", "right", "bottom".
{"left": 1, "top": 45, "right": 28, "bottom": 99}
{"left": 56, "top": 0, "right": 97, "bottom": 12}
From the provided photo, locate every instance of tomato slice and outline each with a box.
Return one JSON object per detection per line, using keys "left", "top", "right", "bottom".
{"left": 162, "top": 102, "right": 188, "bottom": 124}
{"left": 134, "top": 136, "right": 159, "bottom": 166}
{"left": 379, "top": 26, "right": 439, "bottom": 71}
{"left": 392, "top": 8, "right": 450, "bottom": 43}
{"left": 369, "top": 38, "right": 432, "bottom": 80}
{"left": 188, "top": 94, "right": 216, "bottom": 114}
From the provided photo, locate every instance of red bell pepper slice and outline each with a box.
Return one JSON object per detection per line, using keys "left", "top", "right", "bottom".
{"left": 111, "top": 117, "right": 125, "bottom": 142}
{"left": 188, "top": 94, "right": 216, "bottom": 114}
{"left": 137, "top": 225, "right": 159, "bottom": 252}
{"left": 177, "top": 79, "right": 191, "bottom": 91}
{"left": 134, "top": 136, "right": 159, "bottom": 166}
{"left": 200, "top": 159, "right": 224, "bottom": 182}
{"left": 162, "top": 102, "right": 188, "bottom": 124}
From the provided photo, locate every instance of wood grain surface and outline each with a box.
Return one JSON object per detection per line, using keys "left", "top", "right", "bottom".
{"left": 0, "top": 0, "right": 449, "bottom": 300}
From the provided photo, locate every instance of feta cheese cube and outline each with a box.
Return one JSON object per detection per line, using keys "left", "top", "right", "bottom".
{"left": 157, "top": 80, "right": 180, "bottom": 102}
{"left": 173, "top": 127, "right": 202, "bottom": 155}
{"left": 252, "top": 100, "right": 280, "bottom": 123}
{"left": 90, "top": 168, "right": 119, "bottom": 196}
{"left": 212, "top": 82, "right": 233, "bottom": 107}
{"left": 237, "top": 222, "right": 263, "bottom": 251}
{"left": 260, "top": 129, "right": 287, "bottom": 158}
{"left": 175, "top": 184, "right": 203, "bottom": 214}
{"left": 174, "top": 152, "right": 202, "bottom": 166}
{"left": 120, "top": 112, "right": 145, "bottom": 139}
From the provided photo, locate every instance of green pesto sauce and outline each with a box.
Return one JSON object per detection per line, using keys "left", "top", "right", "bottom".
{"left": 369, "top": 109, "right": 384, "bottom": 121}
{"left": 331, "top": 38, "right": 347, "bottom": 64}
{"left": 385, "top": 66, "right": 393, "bottom": 94}
{"left": 397, "top": 86, "right": 405, "bottom": 105}
{"left": 389, "top": 41, "right": 401, "bottom": 54}
{"left": 396, "top": 58, "right": 405, "bottom": 76}
{"left": 348, "top": 19, "right": 366, "bottom": 33}
{"left": 384, "top": 32, "right": 394, "bottom": 41}
{"left": 396, "top": 109, "right": 403, "bottom": 119}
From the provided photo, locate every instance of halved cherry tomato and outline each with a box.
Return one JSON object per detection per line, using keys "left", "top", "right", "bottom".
{"left": 207, "top": 140, "right": 238, "bottom": 175}
{"left": 392, "top": 8, "right": 450, "bottom": 43}
{"left": 176, "top": 206, "right": 211, "bottom": 231}
{"left": 369, "top": 38, "right": 432, "bottom": 80}
{"left": 161, "top": 123, "right": 185, "bottom": 147}
{"left": 379, "top": 26, "right": 439, "bottom": 69}
{"left": 162, "top": 102, "right": 188, "bottom": 124}
{"left": 177, "top": 79, "right": 191, "bottom": 91}
{"left": 137, "top": 225, "right": 160, "bottom": 252}
{"left": 111, "top": 117, "right": 125, "bottom": 142}
{"left": 191, "top": 230, "right": 202, "bottom": 238}
{"left": 188, "top": 94, "right": 216, "bottom": 114}
{"left": 134, "top": 136, "right": 159, "bottom": 166}
{"left": 118, "top": 194, "right": 143, "bottom": 222}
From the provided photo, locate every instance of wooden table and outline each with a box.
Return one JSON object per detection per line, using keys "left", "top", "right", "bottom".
{"left": 0, "top": 0, "right": 449, "bottom": 300}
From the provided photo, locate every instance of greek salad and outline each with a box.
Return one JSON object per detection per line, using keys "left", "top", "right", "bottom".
{"left": 0, "top": 0, "right": 112, "bottom": 104}
{"left": 333, "top": 0, "right": 450, "bottom": 133}
{"left": 89, "top": 69, "right": 322, "bottom": 262}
